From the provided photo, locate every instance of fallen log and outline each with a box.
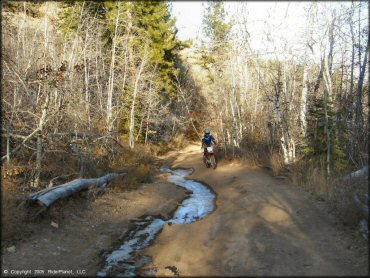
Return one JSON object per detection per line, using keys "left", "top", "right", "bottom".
{"left": 341, "top": 165, "right": 369, "bottom": 182}
{"left": 28, "top": 172, "right": 126, "bottom": 207}
{"left": 359, "top": 219, "right": 369, "bottom": 240}
{"left": 354, "top": 193, "right": 369, "bottom": 220}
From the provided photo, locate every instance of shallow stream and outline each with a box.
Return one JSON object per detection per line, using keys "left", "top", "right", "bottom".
{"left": 97, "top": 167, "right": 216, "bottom": 276}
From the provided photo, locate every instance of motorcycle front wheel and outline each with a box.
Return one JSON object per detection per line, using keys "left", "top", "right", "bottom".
{"left": 203, "top": 155, "right": 210, "bottom": 168}
{"left": 210, "top": 155, "right": 217, "bottom": 169}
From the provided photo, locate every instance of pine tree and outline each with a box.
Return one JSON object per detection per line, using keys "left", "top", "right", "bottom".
{"left": 305, "top": 97, "right": 347, "bottom": 173}
{"left": 198, "top": 1, "right": 232, "bottom": 78}
{"left": 202, "top": 1, "right": 232, "bottom": 54}
{"left": 131, "top": 1, "right": 185, "bottom": 98}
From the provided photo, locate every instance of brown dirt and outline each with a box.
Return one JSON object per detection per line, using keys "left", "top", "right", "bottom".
{"left": 140, "top": 144, "right": 369, "bottom": 276}
{"left": 2, "top": 144, "right": 368, "bottom": 276}
{"left": 1, "top": 170, "right": 187, "bottom": 276}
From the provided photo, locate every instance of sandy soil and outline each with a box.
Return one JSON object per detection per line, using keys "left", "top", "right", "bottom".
{"left": 140, "top": 144, "right": 369, "bottom": 276}
{"left": 2, "top": 144, "right": 368, "bottom": 276}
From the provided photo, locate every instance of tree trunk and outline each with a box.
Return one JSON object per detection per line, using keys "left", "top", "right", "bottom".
{"left": 281, "top": 133, "right": 295, "bottom": 165}
{"left": 107, "top": 2, "right": 121, "bottom": 134}
{"left": 323, "top": 55, "right": 333, "bottom": 177}
{"left": 145, "top": 82, "right": 153, "bottom": 145}
{"left": 34, "top": 134, "right": 43, "bottom": 186}
{"left": 322, "top": 12, "right": 336, "bottom": 176}
{"left": 34, "top": 85, "right": 51, "bottom": 187}
{"left": 83, "top": 34, "right": 91, "bottom": 130}
{"left": 349, "top": 5, "right": 355, "bottom": 156}
{"left": 253, "top": 67, "right": 260, "bottom": 133}
{"left": 129, "top": 51, "right": 147, "bottom": 149}
{"left": 355, "top": 38, "right": 369, "bottom": 153}
{"left": 300, "top": 65, "right": 309, "bottom": 136}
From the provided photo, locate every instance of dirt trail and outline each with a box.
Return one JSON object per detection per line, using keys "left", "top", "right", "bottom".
{"left": 2, "top": 171, "right": 188, "bottom": 276}
{"left": 140, "top": 144, "right": 368, "bottom": 276}
{"left": 2, "top": 144, "right": 368, "bottom": 276}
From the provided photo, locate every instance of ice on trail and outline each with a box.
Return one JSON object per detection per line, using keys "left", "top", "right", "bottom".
{"left": 166, "top": 168, "right": 215, "bottom": 224}
{"left": 98, "top": 167, "right": 215, "bottom": 276}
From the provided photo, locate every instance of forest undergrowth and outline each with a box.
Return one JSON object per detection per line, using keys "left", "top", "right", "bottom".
{"left": 1, "top": 134, "right": 190, "bottom": 247}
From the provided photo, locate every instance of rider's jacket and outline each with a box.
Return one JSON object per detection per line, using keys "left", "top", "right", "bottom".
{"left": 202, "top": 134, "right": 215, "bottom": 146}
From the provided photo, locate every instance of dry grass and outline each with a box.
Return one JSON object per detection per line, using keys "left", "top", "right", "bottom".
{"left": 117, "top": 164, "right": 153, "bottom": 190}
{"left": 104, "top": 143, "right": 157, "bottom": 191}
{"left": 291, "top": 159, "right": 367, "bottom": 228}
{"left": 291, "top": 160, "right": 333, "bottom": 201}
{"left": 236, "top": 149, "right": 262, "bottom": 168}
{"left": 224, "top": 142, "right": 272, "bottom": 169}
{"left": 305, "top": 167, "right": 331, "bottom": 199}
{"left": 149, "top": 134, "right": 190, "bottom": 156}
{"left": 270, "top": 152, "right": 285, "bottom": 176}
{"left": 150, "top": 142, "right": 172, "bottom": 156}
{"left": 1, "top": 178, "right": 29, "bottom": 245}
{"left": 171, "top": 133, "right": 189, "bottom": 149}
{"left": 331, "top": 178, "right": 368, "bottom": 227}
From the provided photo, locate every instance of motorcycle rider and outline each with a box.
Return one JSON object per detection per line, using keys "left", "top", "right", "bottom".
{"left": 201, "top": 128, "right": 217, "bottom": 156}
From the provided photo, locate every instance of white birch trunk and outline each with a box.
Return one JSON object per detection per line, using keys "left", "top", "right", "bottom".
{"left": 83, "top": 34, "right": 91, "bottom": 130}
{"left": 252, "top": 68, "right": 260, "bottom": 133}
{"left": 281, "top": 135, "right": 289, "bottom": 165}
{"left": 107, "top": 3, "right": 121, "bottom": 134}
{"left": 145, "top": 82, "right": 153, "bottom": 145}
{"left": 300, "top": 66, "right": 309, "bottom": 136}
{"left": 34, "top": 88, "right": 51, "bottom": 187}
{"left": 281, "top": 134, "right": 295, "bottom": 165}
{"left": 129, "top": 52, "right": 147, "bottom": 149}
{"left": 323, "top": 55, "right": 333, "bottom": 176}
{"left": 244, "top": 59, "right": 249, "bottom": 102}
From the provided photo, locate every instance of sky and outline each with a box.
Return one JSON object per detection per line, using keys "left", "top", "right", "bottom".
{"left": 170, "top": 1, "right": 369, "bottom": 66}
{"left": 170, "top": 1, "right": 308, "bottom": 48}
{"left": 170, "top": 1, "right": 205, "bottom": 42}
{"left": 170, "top": 1, "right": 308, "bottom": 59}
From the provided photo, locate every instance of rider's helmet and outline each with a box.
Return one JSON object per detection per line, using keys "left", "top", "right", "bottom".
{"left": 204, "top": 128, "right": 210, "bottom": 134}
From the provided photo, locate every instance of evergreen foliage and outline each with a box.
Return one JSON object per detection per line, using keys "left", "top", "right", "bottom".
{"left": 202, "top": 1, "right": 232, "bottom": 53}
{"left": 198, "top": 1, "right": 232, "bottom": 79}
{"left": 58, "top": 1, "right": 185, "bottom": 97}
{"left": 2, "top": 1, "right": 44, "bottom": 17}
{"left": 305, "top": 97, "right": 348, "bottom": 173}
{"left": 130, "top": 1, "right": 185, "bottom": 97}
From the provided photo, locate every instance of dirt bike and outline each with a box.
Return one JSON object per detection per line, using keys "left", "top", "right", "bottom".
{"left": 203, "top": 145, "right": 217, "bottom": 169}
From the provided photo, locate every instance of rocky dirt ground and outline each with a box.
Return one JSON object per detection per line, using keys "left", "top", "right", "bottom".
{"left": 2, "top": 144, "right": 368, "bottom": 276}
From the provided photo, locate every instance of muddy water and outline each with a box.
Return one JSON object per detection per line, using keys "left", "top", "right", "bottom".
{"left": 97, "top": 167, "right": 216, "bottom": 276}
